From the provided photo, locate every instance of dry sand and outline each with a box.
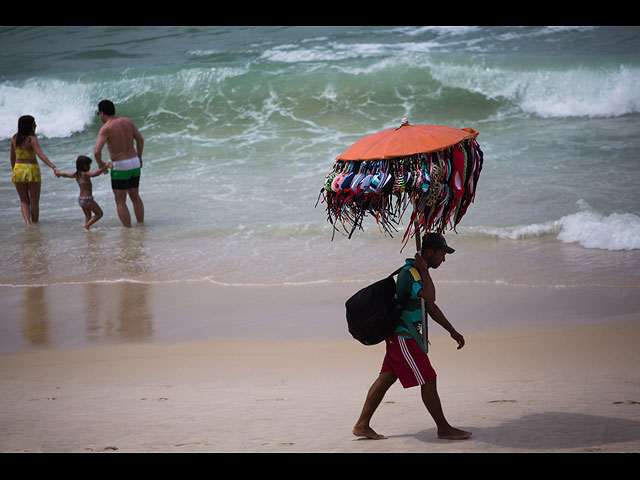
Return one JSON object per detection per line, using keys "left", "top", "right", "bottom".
{"left": 0, "top": 281, "right": 639, "bottom": 453}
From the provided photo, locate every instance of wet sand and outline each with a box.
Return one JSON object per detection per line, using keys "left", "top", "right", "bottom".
{"left": 0, "top": 281, "right": 639, "bottom": 452}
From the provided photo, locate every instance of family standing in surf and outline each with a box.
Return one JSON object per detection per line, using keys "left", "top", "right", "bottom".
{"left": 9, "top": 100, "right": 145, "bottom": 230}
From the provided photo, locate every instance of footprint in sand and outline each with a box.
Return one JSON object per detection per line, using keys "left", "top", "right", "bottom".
{"left": 487, "top": 399, "right": 517, "bottom": 403}
{"left": 140, "top": 397, "right": 169, "bottom": 401}
{"left": 613, "top": 400, "right": 639, "bottom": 405}
{"left": 174, "top": 442, "right": 211, "bottom": 447}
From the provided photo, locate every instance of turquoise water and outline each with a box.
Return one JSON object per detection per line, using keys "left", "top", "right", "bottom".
{"left": 1, "top": 26, "right": 639, "bottom": 288}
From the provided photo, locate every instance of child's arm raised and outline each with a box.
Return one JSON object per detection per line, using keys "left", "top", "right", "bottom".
{"left": 86, "top": 165, "right": 110, "bottom": 178}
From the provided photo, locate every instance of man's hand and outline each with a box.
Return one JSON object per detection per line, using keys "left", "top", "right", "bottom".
{"left": 415, "top": 252, "right": 435, "bottom": 302}
{"left": 451, "top": 330, "right": 465, "bottom": 350}
{"left": 414, "top": 252, "right": 428, "bottom": 271}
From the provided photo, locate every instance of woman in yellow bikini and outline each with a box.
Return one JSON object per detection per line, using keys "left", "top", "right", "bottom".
{"left": 10, "top": 115, "right": 58, "bottom": 225}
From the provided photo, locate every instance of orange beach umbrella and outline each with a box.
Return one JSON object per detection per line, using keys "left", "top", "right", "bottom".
{"left": 319, "top": 118, "right": 483, "bottom": 243}
{"left": 337, "top": 121, "right": 478, "bottom": 161}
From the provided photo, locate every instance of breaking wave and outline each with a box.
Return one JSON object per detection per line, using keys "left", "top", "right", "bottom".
{"left": 471, "top": 203, "right": 640, "bottom": 251}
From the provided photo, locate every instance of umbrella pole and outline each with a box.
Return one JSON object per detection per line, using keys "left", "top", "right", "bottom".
{"left": 413, "top": 206, "right": 428, "bottom": 353}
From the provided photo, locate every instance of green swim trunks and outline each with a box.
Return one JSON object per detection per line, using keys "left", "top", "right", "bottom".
{"left": 110, "top": 157, "right": 141, "bottom": 190}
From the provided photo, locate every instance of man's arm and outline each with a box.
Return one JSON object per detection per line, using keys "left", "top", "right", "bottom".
{"left": 132, "top": 122, "right": 144, "bottom": 167}
{"left": 414, "top": 252, "right": 465, "bottom": 350}
{"left": 94, "top": 126, "right": 108, "bottom": 168}
{"left": 413, "top": 253, "right": 435, "bottom": 302}
{"left": 426, "top": 301, "right": 465, "bottom": 350}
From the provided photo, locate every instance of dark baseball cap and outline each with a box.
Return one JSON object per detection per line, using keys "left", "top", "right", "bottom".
{"left": 423, "top": 233, "right": 455, "bottom": 254}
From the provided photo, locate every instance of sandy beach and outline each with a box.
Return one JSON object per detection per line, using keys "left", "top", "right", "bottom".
{"left": 1, "top": 280, "right": 639, "bottom": 453}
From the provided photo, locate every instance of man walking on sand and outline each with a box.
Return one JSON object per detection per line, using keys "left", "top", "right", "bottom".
{"left": 353, "top": 233, "right": 471, "bottom": 441}
{"left": 94, "top": 100, "right": 145, "bottom": 228}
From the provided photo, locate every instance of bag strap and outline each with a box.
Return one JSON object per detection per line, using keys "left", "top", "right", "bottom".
{"left": 390, "top": 266, "right": 404, "bottom": 277}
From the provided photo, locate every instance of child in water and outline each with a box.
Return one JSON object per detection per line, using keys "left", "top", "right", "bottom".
{"left": 56, "top": 155, "right": 110, "bottom": 230}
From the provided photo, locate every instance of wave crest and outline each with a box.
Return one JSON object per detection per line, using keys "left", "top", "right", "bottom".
{"left": 0, "top": 78, "right": 94, "bottom": 140}
{"left": 471, "top": 204, "right": 640, "bottom": 251}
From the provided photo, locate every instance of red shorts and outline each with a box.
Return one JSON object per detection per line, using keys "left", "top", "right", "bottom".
{"left": 380, "top": 335, "right": 437, "bottom": 388}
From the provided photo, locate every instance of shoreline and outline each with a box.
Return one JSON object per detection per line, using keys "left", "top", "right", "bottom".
{"left": 1, "top": 280, "right": 639, "bottom": 452}
{"left": 1, "top": 279, "right": 639, "bottom": 353}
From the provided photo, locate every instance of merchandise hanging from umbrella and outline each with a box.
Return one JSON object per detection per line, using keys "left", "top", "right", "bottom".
{"left": 317, "top": 119, "right": 483, "bottom": 250}
{"left": 317, "top": 119, "right": 484, "bottom": 352}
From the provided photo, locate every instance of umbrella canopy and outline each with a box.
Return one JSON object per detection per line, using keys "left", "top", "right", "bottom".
{"left": 317, "top": 119, "right": 484, "bottom": 246}
{"left": 337, "top": 121, "right": 478, "bottom": 161}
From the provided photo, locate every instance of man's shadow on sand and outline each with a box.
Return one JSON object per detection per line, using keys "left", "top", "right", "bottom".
{"left": 401, "top": 412, "right": 640, "bottom": 450}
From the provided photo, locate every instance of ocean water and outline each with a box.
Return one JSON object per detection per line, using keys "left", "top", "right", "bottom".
{"left": 1, "top": 26, "right": 640, "bottom": 291}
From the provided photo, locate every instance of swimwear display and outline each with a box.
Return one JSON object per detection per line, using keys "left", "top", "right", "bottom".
{"left": 110, "top": 156, "right": 141, "bottom": 190}
{"left": 317, "top": 137, "right": 484, "bottom": 249}
{"left": 12, "top": 162, "right": 41, "bottom": 183}
{"left": 78, "top": 196, "right": 94, "bottom": 208}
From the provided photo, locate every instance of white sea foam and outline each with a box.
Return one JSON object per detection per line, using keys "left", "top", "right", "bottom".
{"left": 0, "top": 78, "right": 94, "bottom": 140}
{"left": 259, "top": 41, "right": 438, "bottom": 63}
{"left": 428, "top": 62, "right": 640, "bottom": 119}
{"left": 519, "top": 65, "right": 640, "bottom": 118}
{"left": 556, "top": 210, "right": 640, "bottom": 250}
{"left": 259, "top": 36, "right": 640, "bottom": 119}
{"left": 471, "top": 205, "right": 640, "bottom": 251}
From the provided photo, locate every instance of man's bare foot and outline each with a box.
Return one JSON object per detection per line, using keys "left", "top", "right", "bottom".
{"left": 353, "top": 425, "right": 387, "bottom": 440}
{"left": 437, "top": 426, "right": 472, "bottom": 440}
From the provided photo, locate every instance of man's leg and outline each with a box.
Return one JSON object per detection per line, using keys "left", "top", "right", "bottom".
{"left": 353, "top": 370, "right": 397, "bottom": 440}
{"left": 127, "top": 187, "right": 144, "bottom": 224}
{"left": 113, "top": 188, "right": 132, "bottom": 228}
{"left": 420, "top": 378, "right": 471, "bottom": 439}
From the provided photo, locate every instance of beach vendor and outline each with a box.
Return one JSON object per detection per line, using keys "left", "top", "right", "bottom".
{"left": 352, "top": 233, "right": 471, "bottom": 441}
{"left": 94, "top": 100, "right": 145, "bottom": 228}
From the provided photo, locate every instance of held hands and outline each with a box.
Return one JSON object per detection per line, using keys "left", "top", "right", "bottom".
{"left": 100, "top": 162, "right": 112, "bottom": 174}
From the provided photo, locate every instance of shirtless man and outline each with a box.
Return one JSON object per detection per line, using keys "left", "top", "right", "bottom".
{"left": 353, "top": 233, "right": 471, "bottom": 441}
{"left": 94, "top": 100, "right": 145, "bottom": 228}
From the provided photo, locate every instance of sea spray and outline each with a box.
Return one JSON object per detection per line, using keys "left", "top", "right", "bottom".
{"left": 0, "top": 79, "right": 94, "bottom": 140}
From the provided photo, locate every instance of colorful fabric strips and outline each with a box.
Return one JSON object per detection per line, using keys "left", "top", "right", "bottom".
{"left": 317, "top": 139, "right": 483, "bottom": 247}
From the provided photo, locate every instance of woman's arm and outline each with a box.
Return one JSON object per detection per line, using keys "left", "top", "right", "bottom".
{"left": 10, "top": 138, "right": 16, "bottom": 168}
{"left": 30, "top": 136, "right": 57, "bottom": 170}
